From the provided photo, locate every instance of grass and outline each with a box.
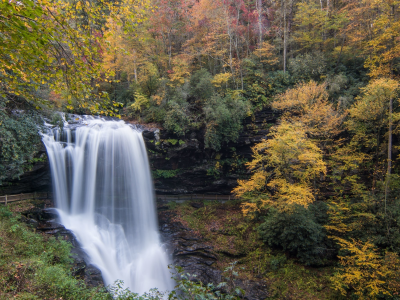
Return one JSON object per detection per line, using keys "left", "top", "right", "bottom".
{"left": 169, "top": 200, "right": 342, "bottom": 300}
{"left": 0, "top": 200, "right": 109, "bottom": 300}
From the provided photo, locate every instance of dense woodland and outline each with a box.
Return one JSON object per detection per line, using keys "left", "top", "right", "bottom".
{"left": 2, "top": 0, "right": 400, "bottom": 298}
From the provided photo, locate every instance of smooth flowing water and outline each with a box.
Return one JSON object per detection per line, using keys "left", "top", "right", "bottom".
{"left": 42, "top": 115, "right": 174, "bottom": 293}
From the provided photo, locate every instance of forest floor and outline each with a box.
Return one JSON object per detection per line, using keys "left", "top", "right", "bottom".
{"left": 167, "top": 200, "right": 339, "bottom": 300}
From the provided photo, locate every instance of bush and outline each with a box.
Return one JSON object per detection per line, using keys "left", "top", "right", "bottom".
{"left": 163, "top": 100, "right": 191, "bottom": 136}
{"left": 204, "top": 92, "right": 250, "bottom": 151}
{"left": 190, "top": 69, "right": 214, "bottom": 100}
{"left": 258, "top": 205, "right": 331, "bottom": 266}
{"left": 288, "top": 51, "right": 327, "bottom": 82}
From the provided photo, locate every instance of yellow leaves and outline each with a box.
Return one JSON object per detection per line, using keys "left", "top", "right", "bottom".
{"left": 346, "top": 78, "right": 399, "bottom": 149}
{"left": 331, "top": 238, "right": 400, "bottom": 299}
{"left": 254, "top": 42, "right": 278, "bottom": 65}
{"left": 235, "top": 121, "right": 326, "bottom": 214}
{"left": 211, "top": 73, "right": 232, "bottom": 88}
{"left": 241, "top": 197, "right": 271, "bottom": 217}
{"left": 233, "top": 171, "right": 267, "bottom": 197}
{"left": 130, "top": 92, "right": 149, "bottom": 112}
{"left": 349, "top": 78, "right": 399, "bottom": 122}
{"left": 273, "top": 81, "right": 345, "bottom": 141}
{"left": 362, "top": 1, "right": 400, "bottom": 77}
{"left": 168, "top": 57, "right": 191, "bottom": 87}
{"left": 267, "top": 179, "right": 315, "bottom": 209}
{"left": 267, "top": 122, "right": 327, "bottom": 182}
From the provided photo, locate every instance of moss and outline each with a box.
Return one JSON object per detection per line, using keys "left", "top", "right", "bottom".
{"left": 166, "top": 139, "right": 178, "bottom": 145}
{"left": 152, "top": 169, "right": 181, "bottom": 179}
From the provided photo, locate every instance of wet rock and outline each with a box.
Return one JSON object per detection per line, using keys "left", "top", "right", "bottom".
{"left": 26, "top": 218, "right": 38, "bottom": 228}
{"left": 22, "top": 207, "right": 57, "bottom": 221}
{"left": 190, "top": 202, "right": 204, "bottom": 209}
{"left": 158, "top": 209, "right": 269, "bottom": 299}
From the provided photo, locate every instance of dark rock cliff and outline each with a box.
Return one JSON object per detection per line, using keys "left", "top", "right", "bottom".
{"left": 0, "top": 108, "right": 278, "bottom": 196}
{"left": 0, "top": 146, "right": 51, "bottom": 196}
{"left": 143, "top": 108, "right": 278, "bottom": 195}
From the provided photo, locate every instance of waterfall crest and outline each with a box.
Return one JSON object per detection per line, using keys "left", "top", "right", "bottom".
{"left": 42, "top": 116, "right": 174, "bottom": 293}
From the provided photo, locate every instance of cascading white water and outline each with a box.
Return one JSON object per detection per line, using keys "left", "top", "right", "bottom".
{"left": 42, "top": 115, "right": 174, "bottom": 294}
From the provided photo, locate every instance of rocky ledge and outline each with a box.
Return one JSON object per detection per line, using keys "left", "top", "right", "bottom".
{"left": 158, "top": 200, "right": 269, "bottom": 300}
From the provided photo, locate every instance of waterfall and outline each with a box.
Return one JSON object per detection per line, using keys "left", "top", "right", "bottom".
{"left": 42, "top": 115, "right": 174, "bottom": 294}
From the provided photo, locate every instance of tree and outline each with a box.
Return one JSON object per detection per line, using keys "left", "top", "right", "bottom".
{"left": 331, "top": 238, "right": 400, "bottom": 299}
{"left": 272, "top": 81, "right": 345, "bottom": 146}
{"left": 363, "top": 0, "right": 400, "bottom": 78}
{"left": 234, "top": 121, "right": 326, "bottom": 214}
{"left": 0, "top": 0, "right": 104, "bottom": 106}
{"left": 346, "top": 78, "right": 399, "bottom": 200}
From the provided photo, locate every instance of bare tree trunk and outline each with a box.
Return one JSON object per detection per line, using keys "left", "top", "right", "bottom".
{"left": 385, "top": 97, "right": 393, "bottom": 215}
{"left": 257, "top": 0, "right": 263, "bottom": 47}
{"left": 225, "top": 6, "right": 235, "bottom": 86}
{"left": 133, "top": 50, "right": 138, "bottom": 83}
{"left": 283, "top": 1, "right": 287, "bottom": 73}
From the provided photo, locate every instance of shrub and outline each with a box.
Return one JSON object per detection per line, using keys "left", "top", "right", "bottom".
{"left": 288, "top": 51, "right": 327, "bottom": 82}
{"left": 163, "top": 100, "right": 191, "bottom": 136}
{"left": 258, "top": 205, "right": 330, "bottom": 266}
{"left": 190, "top": 69, "right": 214, "bottom": 100}
{"left": 204, "top": 92, "right": 250, "bottom": 151}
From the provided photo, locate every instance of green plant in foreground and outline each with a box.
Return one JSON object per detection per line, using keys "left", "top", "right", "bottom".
{"left": 108, "top": 263, "right": 244, "bottom": 300}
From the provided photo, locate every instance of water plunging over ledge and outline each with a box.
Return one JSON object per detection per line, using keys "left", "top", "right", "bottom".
{"left": 42, "top": 115, "right": 174, "bottom": 294}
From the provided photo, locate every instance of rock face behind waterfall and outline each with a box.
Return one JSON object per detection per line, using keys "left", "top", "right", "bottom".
{"left": 0, "top": 145, "right": 51, "bottom": 196}
{"left": 0, "top": 107, "right": 277, "bottom": 196}
{"left": 142, "top": 108, "right": 278, "bottom": 195}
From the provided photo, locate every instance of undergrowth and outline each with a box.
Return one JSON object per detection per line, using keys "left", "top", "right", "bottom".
{"left": 0, "top": 201, "right": 108, "bottom": 299}
{"left": 170, "top": 201, "right": 341, "bottom": 300}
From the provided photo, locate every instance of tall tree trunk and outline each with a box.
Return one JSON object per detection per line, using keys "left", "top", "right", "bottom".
{"left": 133, "top": 51, "right": 138, "bottom": 83}
{"left": 283, "top": 4, "right": 287, "bottom": 73}
{"left": 257, "top": 0, "right": 263, "bottom": 48}
{"left": 385, "top": 97, "right": 393, "bottom": 215}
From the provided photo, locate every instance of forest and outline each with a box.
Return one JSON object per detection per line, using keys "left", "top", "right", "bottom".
{"left": 1, "top": 0, "right": 400, "bottom": 299}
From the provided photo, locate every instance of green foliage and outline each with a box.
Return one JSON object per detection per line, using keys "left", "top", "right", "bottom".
{"left": 0, "top": 204, "right": 105, "bottom": 299}
{"left": 288, "top": 51, "right": 327, "bottom": 82}
{"left": 152, "top": 169, "right": 181, "bottom": 179}
{"left": 105, "top": 264, "right": 244, "bottom": 300}
{"left": 130, "top": 92, "right": 150, "bottom": 113}
{"left": 190, "top": 69, "right": 214, "bottom": 100}
{"left": 258, "top": 205, "right": 330, "bottom": 266}
{"left": 163, "top": 100, "right": 191, "bottom": 136}
{"left": 0, "top": 100, "right": 43, "bottom": 184}
{"left": 204, "top": 92, "right": 250, "bottom": 151}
